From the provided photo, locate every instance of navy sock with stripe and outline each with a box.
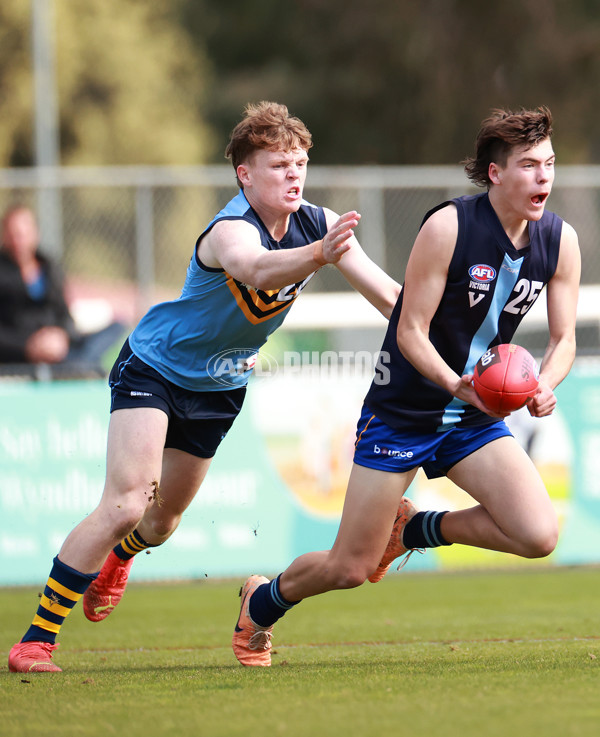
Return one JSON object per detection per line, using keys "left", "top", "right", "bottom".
{"left": 113, "top": 529, "right": 156, "bottom": 561}
{"left": 403, "top": 510, "right": 452, "bottom": 550}
{"left": 21, "top": 556, "right": 98, "bottom": 644}
{"left": 248, "top": 574, "right": 299, "bottom": 627}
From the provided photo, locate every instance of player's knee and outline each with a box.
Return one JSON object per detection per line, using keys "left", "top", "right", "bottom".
{"left": 522, "top": 521, "right": 559, "bottom": 559}
{"left": 334, "top": 572, "right": 367, "bottom": 590}
{"left": 146, "top": 514, "right": 180, "bottom": 540}
{"left": 102, "top": 496, "right": 148, "bottom": 541}
{"left": 114, "top": 510, "right": 145, "bottom": 541}
{"left": 527, "top": 533, "right": 558, "bottom": 559}
{"left": 327, "top": 561, "right": 370, "bottom": 590}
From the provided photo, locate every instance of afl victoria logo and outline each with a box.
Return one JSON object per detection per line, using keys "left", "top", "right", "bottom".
{"left": 468, "top": 264, "right": 496, "bottom": 282}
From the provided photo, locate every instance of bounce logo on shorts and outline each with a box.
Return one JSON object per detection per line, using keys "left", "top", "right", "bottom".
{"left": 207, "top": 348, "right": 277, "bottom": 387}
{"left": 373, "top": 444, "right": 414, "bottom": 459}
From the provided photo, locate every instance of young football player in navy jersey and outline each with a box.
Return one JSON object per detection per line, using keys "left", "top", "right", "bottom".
{"left": 8, "top": 101, "right": 401, "bottom": 673}
{"left": 233, "top": 106, "right": 581, "bottom": 666}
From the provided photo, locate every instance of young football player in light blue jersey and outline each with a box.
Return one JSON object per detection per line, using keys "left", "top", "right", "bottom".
{"left": 8, "top": 101, "right": 401, "bottom": 673}
{"left": 232, "top": 106, "right": 581, "bottom": 667}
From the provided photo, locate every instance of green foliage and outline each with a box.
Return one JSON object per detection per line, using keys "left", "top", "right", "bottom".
{"left": 182, "top": 0, "right": 600, "bottom": 165}
{"left": 2, "top": 1, "right": 600, "bottom": 167}
{"left": 0, "top": 0, "right": 33, "bottom": 166}
{"left": 55, "top": 0, "right": 213, "bottom": 166}
{"left": 0, "top": 0, "right": 213, "bottom": 166}
{"left": 2, "top": 568, "right": 600, "bottom": 737}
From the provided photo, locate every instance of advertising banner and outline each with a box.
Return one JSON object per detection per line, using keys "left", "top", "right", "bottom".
{"left": 0, "top": 361, "right": 596, "bottom": 586}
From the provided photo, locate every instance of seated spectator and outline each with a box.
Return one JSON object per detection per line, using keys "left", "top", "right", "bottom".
{"left": 0, "top": 204, "right": 126, "bottom": 377}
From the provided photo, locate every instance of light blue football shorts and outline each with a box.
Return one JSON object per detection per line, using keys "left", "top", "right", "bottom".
{"left": 353, "top": 404, "right": 513, "bottom": 479}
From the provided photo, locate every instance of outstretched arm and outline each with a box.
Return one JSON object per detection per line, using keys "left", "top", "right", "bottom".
{"left": 327, "top": 208, "right": 401, "bottom": 319}
{"left": 199, "top": 212, "right": 360, "bottom": 291}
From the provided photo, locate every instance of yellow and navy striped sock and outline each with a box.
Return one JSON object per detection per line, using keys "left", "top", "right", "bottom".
{"left": 113, "top": 529, "right": 156, "bottom": 560}
{"left": 22, "top": 556, "right": 98, "bottom": 644}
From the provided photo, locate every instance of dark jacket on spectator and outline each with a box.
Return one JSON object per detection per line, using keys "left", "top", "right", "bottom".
{"left": 0, "top": 249, "right": 80, "bottom": 363}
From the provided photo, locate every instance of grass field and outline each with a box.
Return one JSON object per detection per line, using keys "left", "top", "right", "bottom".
{"left": 2, "top": 566, "right": 599, "bottom": 737}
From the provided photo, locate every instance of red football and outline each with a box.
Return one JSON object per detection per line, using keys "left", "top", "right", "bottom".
{"left": 473, "top": 343, "right": 539, "bottom": 413}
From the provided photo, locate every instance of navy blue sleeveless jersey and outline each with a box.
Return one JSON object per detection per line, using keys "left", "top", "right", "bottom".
{"left": 129, "top": 191, "right": 328, "bottom": 391}
{"left": 364, "top": 192, "right": 563, "bottom": 431}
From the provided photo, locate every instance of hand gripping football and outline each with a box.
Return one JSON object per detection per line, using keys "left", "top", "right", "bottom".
{"left": 473, "top": 343, "right": 539, "bottom": 413}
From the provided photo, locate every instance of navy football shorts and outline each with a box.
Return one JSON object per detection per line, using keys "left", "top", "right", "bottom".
{"left": 353, "top": 404, "right": 512, "bottom": 479}
{"left": 108, "top": 340, "right": 246, "bottom": 458}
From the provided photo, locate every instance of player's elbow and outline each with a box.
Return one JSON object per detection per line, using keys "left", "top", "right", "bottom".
{"left": 396, "top": 321, "right": 425, "bottom": 356}
{"left": 378, "top": 284, "right": 402, "bottom": 320}
{"left": 251, "top": 276, "right": 280, "bottom": 292}
{"left": 225, "top": 255, "right": 275, "bottom": 292}
{"left": 237, "top": 265, "right": 265, "bottom": 291}
{"left": 396, "top": 334, "right": 418, "bottom": 364}
{"left": 245, "top": 266, "right": 285, "bottom": 292}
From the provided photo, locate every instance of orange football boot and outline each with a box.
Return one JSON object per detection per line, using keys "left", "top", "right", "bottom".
{"left": 8, "top": 640, "right": 62, "bottom": 673}
{"left": 369, "top": 497, "right": 420, "bottom": 583}
{"left": 83, "top": 551, "right": 134, "bottom": 622}
{"left": 232, "top": 575, "right": 273, "bottom": 666}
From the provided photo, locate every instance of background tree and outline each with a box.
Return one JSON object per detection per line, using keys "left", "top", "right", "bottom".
{"left": 0, "top": 0, "right": 213, "bottom": 167}
{"left": 0, "top": 0, "right": 34, "bottom": 166}
{"left": 1, "top": 0, "right": 600, "bottom": 167}
{"left": 181, "top": 0, "right": 600, "bottom": 165}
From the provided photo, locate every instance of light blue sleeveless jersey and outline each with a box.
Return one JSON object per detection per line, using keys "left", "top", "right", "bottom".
{"left": 129, "top": 191, "right": 328, "bottom": 391}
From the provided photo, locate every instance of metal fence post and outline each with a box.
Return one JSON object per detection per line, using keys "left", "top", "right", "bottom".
{"left": 135, "top": 185, "right": 156, "bottom": 314}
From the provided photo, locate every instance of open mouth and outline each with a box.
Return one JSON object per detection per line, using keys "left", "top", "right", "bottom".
{"left": 532, "top": 193, "right": 548, "bottom": 205}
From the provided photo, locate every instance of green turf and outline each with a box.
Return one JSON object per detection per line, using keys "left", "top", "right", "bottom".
{"left": 2, "top": 567, "right": 599, "bottom": 737}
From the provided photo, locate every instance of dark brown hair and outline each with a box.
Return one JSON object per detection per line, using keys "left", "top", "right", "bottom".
{"left": 225, "top": 102, "right": 313, "bottom": 187}
{"left": 463, "top": 106, "right": 553, "bottom": 188}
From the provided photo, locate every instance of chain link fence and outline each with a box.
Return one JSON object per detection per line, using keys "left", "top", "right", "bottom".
{"left": 1, "top": 165, "right": 599, "bottom": 355}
